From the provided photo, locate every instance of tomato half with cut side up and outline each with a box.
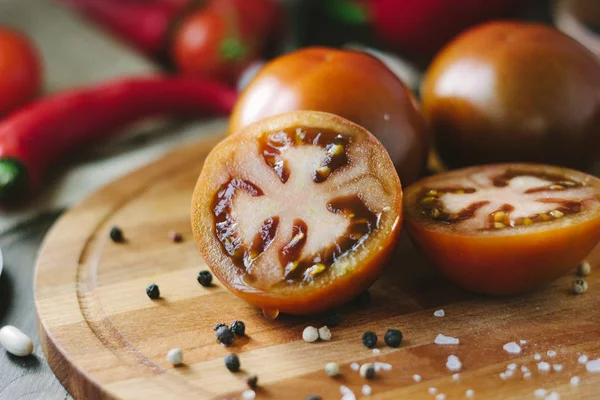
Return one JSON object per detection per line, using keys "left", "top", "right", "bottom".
{"left": 192, "top": 111, "right": 403, "bottom": 316}
{"left": 404, "top": 164, "right": 600, "bottom": 295}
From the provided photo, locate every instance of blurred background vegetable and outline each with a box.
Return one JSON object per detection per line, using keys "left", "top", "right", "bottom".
{"left": 0, "top": 27, "right": 42, "bottom": 117}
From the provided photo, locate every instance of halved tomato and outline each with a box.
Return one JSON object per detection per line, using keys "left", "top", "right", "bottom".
{"left": 404, "top": 164, "right": 600, "bottom": 295}
{"left": 192, "top": 111, "right": 403, "bottom": 315}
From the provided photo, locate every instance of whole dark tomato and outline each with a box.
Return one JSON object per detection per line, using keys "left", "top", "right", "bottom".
{"left": 404, "top": 163, "right": 600, "bottom": 295}
{"left": 368, "top": 0, "right": 521, "bottom": 63}
{"left": 192, "top": 111, "right": 403, "bottom": 315}
{"left": 172, "top": 8, "right": 259, "bottom": 83}
{"left": 229, "top": 47, "right": 430, "bottom": 186}
{"left": 0, "top": 28, "right": 41, "bottom": 117}
{"left": 422, "top": 21, "right": 600, "bottom": 171}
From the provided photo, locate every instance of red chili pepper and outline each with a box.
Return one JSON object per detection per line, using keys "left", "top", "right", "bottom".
{"left": 58, "top": 0, "right": 194, "bottom": 57}
{"left": 0, "top": 76, "right": 237, "bottom": 204}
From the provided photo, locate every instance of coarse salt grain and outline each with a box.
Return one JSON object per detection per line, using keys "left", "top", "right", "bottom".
{"left": 166, "top": 348, "right": 183, "bottom": 365}
{"left": 552, "top": 364, "right": 563, "bottom": 372}
{"left": 545, "top": 392, "right": 560, "bottom": 400}
{"left": 466, "top": 389, "right": 475, "bottom": 398}
{"left": 547, "top": 350, "right": 557, "bottom": 358}
{"left": 413, "top": 374, "right": 422, "bottom": 383}
{"left": 521, "top": 365, "right": 530, "bottom": 373}
{"left": 538, "top": 362, "right": 551, "bottom": 372}
{"left": 435, "top": 333, "right": 459, "bottom": 345}
{"left": 318, "top": 326, "right": 332, "bottom": 341}
{"left": 428, "top": 387, "right": 438, "bottom": 395}
{"left": 499, "top": 372, "right": 508, "bottom": 380}
{"left": 586, "top": 358, "right": 600, "bottom": 372}
{"left": 452, "top": 373, "right": 460, "bottom": 381}
{"left": 362, "top": 385, "right": 372, "bottom": 396}
{"left": 570, "top": 376, "right": 580, "bottom": 386}
{"left": 578, "top": 355, "right": 589, "bottom": 364}
{"left": 374, "top": 362, "right": 392, "bottom": 372}
{"left": 520, "top": 340, "right": 527, "bottom": 345}
{"left": 340, "top": 385, "right": 356, "bottom": 400}
{"left": 503, "top": 342, "right": 522, "bottom": 354}
{"left": 534, "top": 389, "right": 547, "bottom": 398}
{"left": 523, "top": 372, "right": 532, "bottom": 379}
{"left": 372, "top": 348, "right": 381, "bottom": 355}
{"left": 350, "top": 362, "right": 360, "bottom": 371}
{"left": 504, "top": 369, "right": 514, "bottom": 377}
{"left": 302, "top": 326, "right": 319, "bottom": 342}
{"left": 534, "top": 353, "right": 542, "bottom": 361}
{"left": 446, "top": 355, "right": 462, "bottom": 372}
{"left": 434, "top": 309, "right": 445, "bottom": 317}
{"left": 435, "top": 394, "right": 446, "bottom": 400}
{"left": 507, "top": 363, "right": 517, "bottom": 371}
{"left": 242, "top": 390, "right": 256, "bottom": 400}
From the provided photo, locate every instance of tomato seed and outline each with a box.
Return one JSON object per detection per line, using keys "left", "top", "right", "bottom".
{"left": 572, "top": 279, "right": 588, "bottom": 294}
{"left": 577, "top": 261, "right": 591, "bottom": 276}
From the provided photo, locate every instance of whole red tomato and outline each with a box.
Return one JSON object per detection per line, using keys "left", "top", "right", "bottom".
{"left": 172, "top": 8, "right": 259, "bottom": 83}
{"left": 206, "top": 0, "right": 283, "bottom": 49}
{"left": 368, "top": 0, "right": 521, "bottom": 62}
{"left": 0, "top": 28, "right": 41, "bottom": 116}
{"left": 229, "top": 47, "right": 430, "bottom": 186}
{"left": 422, "top": 21, "right": 600, "bottom": 170}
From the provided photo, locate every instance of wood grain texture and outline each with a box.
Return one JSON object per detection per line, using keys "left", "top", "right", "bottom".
{"left": 35, "top": 133, "right": 600, "bottom": 400}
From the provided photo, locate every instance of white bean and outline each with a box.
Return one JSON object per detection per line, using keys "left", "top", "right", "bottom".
{"left": 0, "top": 326, "right": 33, "bottom": 357}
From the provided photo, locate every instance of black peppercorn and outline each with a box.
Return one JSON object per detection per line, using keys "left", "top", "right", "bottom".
{"left": 323, "top": 312, "right": 341, "bottom": 328}
{"left": 168, "top": 230, "right": 183, "bottom": 243}
{"left": 384, "top": 328, "right": 403, "bottom": 348}
{"left": 230, "top": 320, "right": 246, "bottom": 336}
{"left": 362, "top": 331, "right": 377, "bottom": 348}
{"left": 306, "top": 396, "right": 322, "bottom": 400}
{"left": 216, "top": 325, "right": 234, "bottom": 345}
{"left": 197, "top": 270, "right": 213, "bottom": 287}
{"left": 109, "top": 226, "right": 124, "bottom": 243}
{"left": 213, "top": 323, "right": 228, "bottom": 331}
{"left": 224, "top": 353, "right": 240, "bottom": 372}
{"left": 246, "top": 374, "right": 258, "bottom": 389}
{"left": 145, "top": 283, "right": 160, "bottom": 299}
{"left": 352, "top": 290, "right": 371, "bottom": 307}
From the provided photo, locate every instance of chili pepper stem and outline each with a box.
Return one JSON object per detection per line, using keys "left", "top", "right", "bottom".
{"left": 0, "top": 159, "right": 28, "bottom": 202}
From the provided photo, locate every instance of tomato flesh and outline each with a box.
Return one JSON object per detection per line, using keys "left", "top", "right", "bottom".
{"left": 192, "top": 111, "right": 403, "bottom": 315}
{"left": 404, "top": 164, "right": 600, "bottom": 295}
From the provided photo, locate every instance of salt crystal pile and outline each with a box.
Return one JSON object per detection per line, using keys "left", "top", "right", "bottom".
{"left": 503, "top": 342, "right": 522, "bottom": 354}
{"left": 435, "top": 334, "right": 459, "bottom": 345}
{"left": 446, "top": 355, "right": 462, "bottom": 372}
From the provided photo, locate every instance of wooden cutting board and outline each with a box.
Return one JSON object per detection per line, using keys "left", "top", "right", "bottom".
{"left": 34, "top": 133, "right": 600, "bottom": 400}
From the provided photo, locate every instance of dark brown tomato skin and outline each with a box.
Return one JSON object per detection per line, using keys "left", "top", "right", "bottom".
{"left": 422, "top": 21, "right": 600, "bottom": 170}
{"left": 404, "top": 164, "right": 600, "bottom": 295}
{"left": 229, "top": 47, "right": 430, "bottom": 186}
